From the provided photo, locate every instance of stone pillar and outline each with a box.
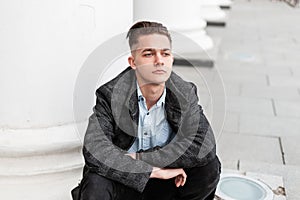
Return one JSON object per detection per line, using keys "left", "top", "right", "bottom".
{"left": 133, "top": 0, "right": 214, "bottom": 58}
{"left": 0, "top": 0, "right": 132, "bottom": 199}
{"left": 206, "top": 0, "right": 233, "bottom": 8}
{"left": 199, "top": 0, "right": 230, "bottom": 25}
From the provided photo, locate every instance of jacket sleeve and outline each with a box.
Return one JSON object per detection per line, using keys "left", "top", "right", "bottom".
{"left": 139, "top": 84, "right": 216, "bottom": 168}
{"left": 83, "top": 87, "right": 153, "bottom": 192}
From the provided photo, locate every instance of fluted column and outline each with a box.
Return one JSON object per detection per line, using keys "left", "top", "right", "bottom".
{"left": 0, "top": 0, "right": 132, "bottom": 199}
{"left": 133, "top": 0, "right": 214, "bottom": 58}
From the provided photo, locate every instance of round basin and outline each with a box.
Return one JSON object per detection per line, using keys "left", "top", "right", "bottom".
{"left": 216, "top": 174, "right": 274, "bottom": 200}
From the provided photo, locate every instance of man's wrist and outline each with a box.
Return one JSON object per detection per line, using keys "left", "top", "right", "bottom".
{"left": 150, "top": 167, "right": 161, "bottom": 178}
{"left": 136, "top": 152, "right": 141, "bottom": 160}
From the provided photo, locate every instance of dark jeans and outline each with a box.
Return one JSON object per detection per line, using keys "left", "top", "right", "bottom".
{"left": 80, "top": 157, "right": 221, "bottom": 200}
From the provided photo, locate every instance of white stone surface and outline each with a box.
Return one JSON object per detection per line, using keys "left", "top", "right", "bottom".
{"left": 239, "top": 161, "right": 300, "bottom": 200}
{"left": 281, "top": 135, "right": 300, "bottom": 166}
{"left": 225, "top": 96, "right": 274, "bottom": 116}
{"left": 290, "top": 66, "right": 300, "bottom": 78}
{"left": 219, "top": 63, "right": 293, "bottom": 77}
{"left": 200, "top": 0, "right": 233, "bottom": 7}
{"left": 0, "top": 0, "right": 133, "bottom": 128}
{"left": 173, "top": 66, "right": 214, "bottom": 88}
{"left": 0, "top": 168, "right": 82, "bottom": 200}
{"left": 199, "top": 5, "right": 227, "bottom": 23}
{"left": 241, "top": 85, "right": 300, "bottom": 101}
{"left": 134, "top": 0, "right": 207, "bottom": 31}
{"left": 221, "top": 112, "right": 239, "bottom": 133}
{"left": 273, "top": 100, "right": 300, "bottom": 118}
{"left": 0, "top": 122, "right": 85, "bottom": 175}
{"left": 133, "top": 0, "right": 214, "bottom": 53}
{"left": 0, "top": 0, "right": 132, "bottom": 199}
{"left": 219, "top": 160, "right": 239, "bottom": 170}
{"left": 212, "top": 1, "right": 300, "bottom": 199}
{"left": 239, "top": 114, "right": 300, "bottom": 137}
{"left": 217, "top": 133, "right": 283, "bottom": 165}
{"left": 172, "top": 30, "right": 214, "bottom": 55}
{"left": 219, "top": 82, "right": 240, "bottom": 97}
{"left": 245, "top": 172, "right": 286, "bottom": 200}
{"left": 269, "top": 75, "right": 300, "bottom": 87}
{"left": 219, "top": 71, "right": 268, "bottom": 85}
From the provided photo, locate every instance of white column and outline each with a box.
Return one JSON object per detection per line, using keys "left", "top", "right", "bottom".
{"left": 133, "top": 0, "right": 214, "bottom": 58}
{"left": 199, "top": 0, "right": 229, "bottom": 24}
{"left": 0, "top": 0, "right": 132, "bottom": 199}
{"left": 207, "top": 0, "right": 233, "bottom": 7}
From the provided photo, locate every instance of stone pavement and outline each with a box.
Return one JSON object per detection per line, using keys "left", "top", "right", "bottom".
{"left": 174, "top": 0, "right": 300, "bottom": 199}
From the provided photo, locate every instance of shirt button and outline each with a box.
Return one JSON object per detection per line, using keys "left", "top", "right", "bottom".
{"left": 144, "top": 132, "right": 148, "bottom": 135}
{"left": 147, "top": 112, "right": 149, "bottom": 115}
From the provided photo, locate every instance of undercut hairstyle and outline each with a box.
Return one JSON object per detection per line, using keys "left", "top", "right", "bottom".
{"left": 126, "top": 21, "right": 172, "bottom": 50}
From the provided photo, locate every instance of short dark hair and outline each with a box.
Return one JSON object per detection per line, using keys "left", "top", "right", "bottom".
{"left": 126, "top": 21, "right": 172, "bottom": 50}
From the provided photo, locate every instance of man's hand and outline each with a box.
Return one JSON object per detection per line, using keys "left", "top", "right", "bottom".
{"left": 125, "top": 154, "right": 187, "bottom": 187}
{"left": 150, "top": 167, "right": 187, "bottom": 187}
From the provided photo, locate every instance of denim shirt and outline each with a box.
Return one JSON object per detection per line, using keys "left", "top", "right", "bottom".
{"left": 128, "top": 84, "right": 174, "bottom": 153}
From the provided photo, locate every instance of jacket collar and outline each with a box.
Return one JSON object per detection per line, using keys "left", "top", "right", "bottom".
{"left": 113, "top": 67, "right": 190, "bottom": 130}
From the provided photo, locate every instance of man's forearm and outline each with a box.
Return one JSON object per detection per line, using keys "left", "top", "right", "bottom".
{"left": 150, "top": 167, "right": 187, "bottom": 187}
{"left": 126, "top": 153, "right": 187, "bottom": 187}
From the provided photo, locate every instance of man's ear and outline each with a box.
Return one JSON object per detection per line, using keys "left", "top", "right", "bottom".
{"left": 128, "top": 55, "right": 136, "bottom": 70}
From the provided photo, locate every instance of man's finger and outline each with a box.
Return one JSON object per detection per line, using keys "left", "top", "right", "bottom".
{"left": 175, "top": 175, "right": 185, "bottom": 187}
{"left": 175, "top": 176, "right": 181, "bottom": 187}
{"left": 181, "top": 174, "right": 187, "bottom": 186}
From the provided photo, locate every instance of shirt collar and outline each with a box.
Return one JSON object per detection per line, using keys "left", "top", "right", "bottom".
{"left": 136, "top": 82, "right": 166, "bottom": 107}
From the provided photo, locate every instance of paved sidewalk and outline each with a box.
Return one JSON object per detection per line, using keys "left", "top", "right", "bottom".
{"left": 175, "top": 0, "right": 300, "bottom": 199}
{"left": 213, "top": 0, "right": 300, "bottom": 199}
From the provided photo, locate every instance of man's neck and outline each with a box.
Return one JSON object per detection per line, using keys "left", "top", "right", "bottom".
{"left": 138, "top": 82, "right": 165, "bottom": 110}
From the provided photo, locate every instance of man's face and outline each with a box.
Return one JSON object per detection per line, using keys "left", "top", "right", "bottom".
{"left": 128, "top": 34, "right": 174, "bottom": 86}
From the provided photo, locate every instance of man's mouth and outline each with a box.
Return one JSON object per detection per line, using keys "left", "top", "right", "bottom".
{"left": 153, "top": 70, "right": 166, "bottom": 74}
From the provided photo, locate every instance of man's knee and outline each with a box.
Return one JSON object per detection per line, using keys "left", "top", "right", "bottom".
{"left": 178, "top": 157, "right": 221, "bottom": 200}
{"left": 80, "top": 172, "right": 116, "bottom": 200}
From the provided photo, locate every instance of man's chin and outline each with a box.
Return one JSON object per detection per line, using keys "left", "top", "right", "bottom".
{"left": 143, "top": 80, "right": 166, "bottom": 86}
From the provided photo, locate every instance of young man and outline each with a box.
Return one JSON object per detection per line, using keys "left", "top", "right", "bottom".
{"left": 79, "top": 21, "right": 221, "bottom": 200}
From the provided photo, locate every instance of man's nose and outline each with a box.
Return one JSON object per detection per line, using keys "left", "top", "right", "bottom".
{"left": 154, "top": 53, "right": 164, "bottom": 66}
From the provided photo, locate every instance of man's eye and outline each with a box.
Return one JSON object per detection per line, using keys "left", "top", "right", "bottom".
{"left": 143, "top": 53, "right": 153, "bottom": 57}
{"left": 163, "top": 53, "right": 170, "bottom": 56}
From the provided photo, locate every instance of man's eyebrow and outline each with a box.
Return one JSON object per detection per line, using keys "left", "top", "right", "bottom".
{"left": 141, "top": 48, "right": 171, "bottom": 53}
{"left": 141, "top": 48, "right": 155, "bottom": 53}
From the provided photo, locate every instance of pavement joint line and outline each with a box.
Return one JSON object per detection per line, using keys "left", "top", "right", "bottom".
{"left": 206, "top": 21, "right": 226, "bottom": 27}
{"left": 247, "top": 133, "right": 278, "bottom": 139}
{"left": 266, "top": 74, "right": 270, "bottom": 86}
{"left": 237, "top": 132, "right": 280, "bottom": 140}
{"left": 289, "top": 67, "right": 294, "bottom": 76}
{"left": 271, "top": 98, "right": 277, "bottom": 116}
{"left": 238, "top": 84, "right": 242, "bottom": 96}
{"left": 220, "top": 5, "right": 231, "bottom": 10}
{"left": 278, "top": 137, "right": 286, "bottom": 165}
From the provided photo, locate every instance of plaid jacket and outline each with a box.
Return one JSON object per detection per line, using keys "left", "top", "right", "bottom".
{"left": 83, "top": 67, "right": 216, "bottom": 192}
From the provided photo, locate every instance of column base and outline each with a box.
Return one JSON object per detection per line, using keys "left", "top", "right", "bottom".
{"left": 0, "top": 122, "right": 85, "bottom": 199}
